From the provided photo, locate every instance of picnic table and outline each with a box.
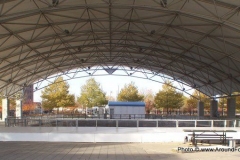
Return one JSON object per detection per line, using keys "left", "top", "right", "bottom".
{"left": 183, "top": 129, "right": 237, "bottom": 146}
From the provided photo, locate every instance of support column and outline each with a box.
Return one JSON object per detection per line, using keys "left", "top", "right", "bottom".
{"left": 2, "top": 98, "right": 9, "bottom": 121}
{"left": 227, "top": 97, "right": 236, "bottom": 119}
{"left": 16, "top": 99, "right": 23, "bottom": 118}
{"left": 197, "top": 101, "right": 204, "bottom": 118}
{"left": 210, "top": 99, "right": 218, "bottom": 118}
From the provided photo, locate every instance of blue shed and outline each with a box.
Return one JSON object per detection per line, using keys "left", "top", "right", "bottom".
{"left": 107, "top": 101, "right": 145, "bottom": 118}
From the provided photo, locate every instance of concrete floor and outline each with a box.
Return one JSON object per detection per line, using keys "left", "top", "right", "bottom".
{"left": 0, "top": 142, "right": 240, "bottom": 160}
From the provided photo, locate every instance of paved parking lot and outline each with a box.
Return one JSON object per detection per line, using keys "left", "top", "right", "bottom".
{"left": 0, "top": 142, "right": 240, "bottom": 160}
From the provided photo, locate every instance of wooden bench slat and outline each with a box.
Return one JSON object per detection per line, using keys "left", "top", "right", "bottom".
{"left": 195, "top": 137, "right": 232, "bottom": 139}
{"left": 188, "top": 134, "right": 226, "bottom": 136}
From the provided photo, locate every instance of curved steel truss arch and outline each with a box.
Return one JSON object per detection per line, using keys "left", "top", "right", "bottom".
{"left": 0, "top": 0, "right": 240, "bottom": 98}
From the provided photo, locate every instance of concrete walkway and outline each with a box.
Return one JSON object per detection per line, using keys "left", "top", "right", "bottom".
{"left": 0, "top": 142, "right": 240, "bottom": 160}
{"left": 0, "top": 122, "right": 240, "bottom": 159}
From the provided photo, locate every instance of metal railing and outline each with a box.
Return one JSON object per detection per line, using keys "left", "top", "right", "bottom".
{"left": 5, "top": 118, "right": 240, "bottom": 128}
{"left": 18, "top": 113, "right": 239, "bottom": 120}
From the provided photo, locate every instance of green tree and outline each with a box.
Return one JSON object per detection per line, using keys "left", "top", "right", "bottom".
{"left": 231, "top": 93, "right": 240, "bottom": 111}
{"left": 154, "top": 81, "right": 184, "bottom": 114}
{"left": 143, "top": 89, "right": 155, "bottom": 114}
{"left": 41, "top": 76, "right": 75, "bottom": 111}
{"left": 218, "top": 94, "right": 240, "bottom": 116}
{"left": 77, "top": 78, "right": 107, "bottom": 108}
{"left": 219, "top": 96, "right": 227, "bottom": 116}
{"left": 235, "top": 96, "right": 240, "bottom": 111}
{"left": 117, "top": 82, "right": 144, "bottom": 101}
{"left": 184, "top": 90, "right": 211, "bottom": 115}
{"left": 184, "top": 95, "right": 197, "bottom": 115}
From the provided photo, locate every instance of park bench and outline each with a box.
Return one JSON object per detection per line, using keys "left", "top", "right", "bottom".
{"left": 183, "top": 129, "right": 236, "bottom": 146}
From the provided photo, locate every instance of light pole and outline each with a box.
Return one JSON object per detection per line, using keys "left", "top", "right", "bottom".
{"left": 222, "top": 98, "right": 224, "bottom": 117}
{"left": 85, "top": 102, "right": 88, "bottom": 119}
{"left": 167, "top": 92, "right": 169, "bottom": 115}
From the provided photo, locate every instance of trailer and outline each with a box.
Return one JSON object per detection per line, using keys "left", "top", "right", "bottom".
{"left": 107, "top": 101, "right": 145, "bottom": 119}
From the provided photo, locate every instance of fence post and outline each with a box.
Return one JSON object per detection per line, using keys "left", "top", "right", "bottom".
{"left": 116, "top": 120, "right": 118, "bottom": 132}
{"left": 234, "top": 120, "right": 236, "bottom": 128}
{"left": 195, "top": 120, "right": 197, "bottom": 127}
{"left": 96, "top": 119, "right": 97, "bottom": 130}
{"left": 176, "top": 120, "right": 178, "bottom": 128}
{"left": 211, "top": 120, "right": 214, "bottom": 127}
{"left": 224, "top": 120, "right": 226, "bottom": 127}
{"left": 76, "top": 119, "right": 78, "bottom": 131}
{"left": 137, "top": 119, "right": 139, "bottom": 131}
{"left": 5, "top": 118, "right": 9, "bottom": 127}
{"left": 156, "top": 120, "right": 158, "bottom": 127}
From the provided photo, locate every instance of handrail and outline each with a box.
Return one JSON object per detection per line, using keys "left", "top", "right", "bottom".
{"left": 5, "top": 118, "right": 240, "bottom": 128}
{"left": 13, "top": 113, "right": 240, "bottom": 120}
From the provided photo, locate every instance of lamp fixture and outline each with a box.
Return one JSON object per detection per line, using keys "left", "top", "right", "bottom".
{"left": 64, "top": 29, "right": 70, "bottom": 34}
{"left": 150, "top": 30, "right": 155, "bottom": 35}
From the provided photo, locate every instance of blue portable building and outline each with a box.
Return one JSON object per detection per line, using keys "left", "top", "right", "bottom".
{"left": 107, "top": 101, "right": 145, "bottom": 118}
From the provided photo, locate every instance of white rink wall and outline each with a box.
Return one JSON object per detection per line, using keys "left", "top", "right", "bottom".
{"left": 0, "top": 127, "right": 239, "bottom": 142}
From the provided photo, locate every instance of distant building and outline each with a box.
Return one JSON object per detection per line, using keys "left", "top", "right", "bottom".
{"left": 106, "top": 101, "right": 145, "bottom": 119}
{"left": 23, "top": 84, "right": 33, "bottom": 105}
